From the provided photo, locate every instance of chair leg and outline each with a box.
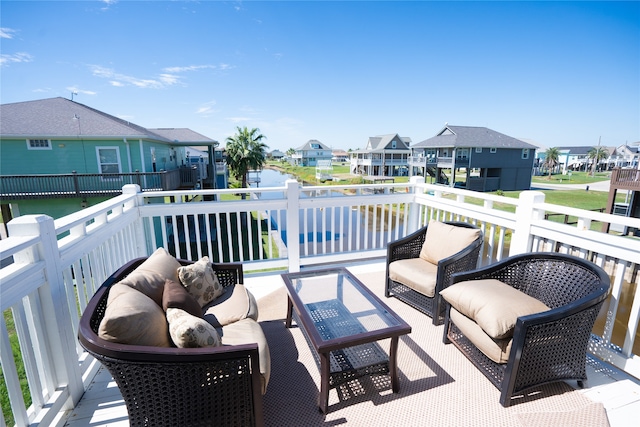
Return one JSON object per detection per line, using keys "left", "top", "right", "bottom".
{"left": 499, "top": 387, "right": 512, "bottom": 407}
{"left": 442, "top": 306, "right": 452, "bottom": 344}
{"left": 442, "top": 322, "right": 451, "bottom": 344}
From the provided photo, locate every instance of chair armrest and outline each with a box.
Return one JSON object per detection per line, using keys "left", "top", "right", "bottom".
{"left": 436, "top": 237, "right": 483, "bottom": 293}
{"left": 503, "top": 289, "right": 608, "bottom": 398}
{"left": 211, "top": 262, "right": 244, "bottom": 287}
{"left": 386, "top": 226, "right": 427, "bottom": 263}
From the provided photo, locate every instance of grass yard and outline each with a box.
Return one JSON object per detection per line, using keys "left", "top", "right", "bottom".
{"left": 531, "top": 170, "right": 611, "bottom": 185}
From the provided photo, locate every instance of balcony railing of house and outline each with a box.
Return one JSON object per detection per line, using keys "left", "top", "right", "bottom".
{"left": 408, "top": 156, "right": 466, "bottom": 168}
{"left": 1, "top": 177, "right": 640, "bottom": 426}
{"left": 610, "top": 167, "right": 640, "bottom": 191}
{"left": 0, "top": 169, "right": 192, "bottom": 200}
{"left": 382, "top": 158, "right": 408, "bottom": 165}
{"left": 435, "top": 156, "right": 454, "bottom": 167}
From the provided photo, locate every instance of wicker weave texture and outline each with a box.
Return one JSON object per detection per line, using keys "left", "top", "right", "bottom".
{"left": 98, "top": 356, "right": 256, "bottom": 426}
{"left": 385, "top": 221, "right": 483, "bottom": 325}
{"left": 443, "top": 253, "right": 610, "bottom": 407}
{"left": 79, "top": 257, "right": 263, "bottom": 427}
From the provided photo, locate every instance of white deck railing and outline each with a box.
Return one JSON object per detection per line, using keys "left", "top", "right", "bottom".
{"left": 1, "top": 177, "right": 639, "bottom": 426}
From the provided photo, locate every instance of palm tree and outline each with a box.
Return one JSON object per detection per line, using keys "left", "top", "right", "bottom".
{"left": 225, "top": 126, "right": 269, "bottom": 191}
{"left": 588, "top": 146, "right": 608, "bottom": 176}
{"left": 543, "top": 147, "right": 561, "bottom": 178}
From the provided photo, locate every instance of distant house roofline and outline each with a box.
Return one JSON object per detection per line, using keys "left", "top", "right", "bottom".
{"left": 412, "top": 125, "right": 537, "bottom": 149}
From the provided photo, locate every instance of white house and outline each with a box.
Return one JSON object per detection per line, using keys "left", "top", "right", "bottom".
{"left": 350, "top": 134, "right": 411, "bottom": 177}
{"left": 290, "top": 139, "right": 332, "bottom": 166}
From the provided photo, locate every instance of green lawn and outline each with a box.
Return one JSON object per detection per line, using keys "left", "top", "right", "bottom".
{"left": 531, "top": 170, "right": 611, "bottom": 185}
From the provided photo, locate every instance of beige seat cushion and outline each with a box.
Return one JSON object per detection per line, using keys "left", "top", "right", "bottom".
{"left": 177, "top": 256, "right": 225, "bottom": 307}
{"left": 450, "top": 308, "right": 512, "bottom": 364}
{"left": 220, "top": 318, "right": 271, "bottom": 395}
{"left": 388, "top": 258, "right": 438, "bottom": 297}
{"left": 166, "top": 307, "right": 221, "bottom": 348}
{"left": 118, "top": 247, "right": 181, "bottom": 306}
{"left": 419, "top": 221, "right": 481, "bottom": 264}
{"left": 203, "top": 284, "right": 259, "bottom": 328}
{"left": 440, "top": 278, "right": 550, "bottom": 339}
{"left": 98, "top": 283, "right": 171, "bottom": 347}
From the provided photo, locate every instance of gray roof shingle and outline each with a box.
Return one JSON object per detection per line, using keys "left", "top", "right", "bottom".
{"left": 367, "top": 134, "right": 411, "bottom": 151}
{"left": 413, "top": 125, "right": 537, "bottom": 149}
{"left": 1, "top": 97, "right": 171, "bottom": 141}
{"left": 149, "top": 128, "right": 216, "bottom": 144}
{"left": 297, "top": 139, "right": 330, "bottom": 150}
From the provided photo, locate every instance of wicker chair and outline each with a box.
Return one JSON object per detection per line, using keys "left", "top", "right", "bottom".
{"left": 78, "top": 257, "right": 264, "bottom": 427}
{"left": 385, "top": 221, "right": 483, "bottom": 325}
{"left": 442, "top": 252, "right": 611, "bottom": 407}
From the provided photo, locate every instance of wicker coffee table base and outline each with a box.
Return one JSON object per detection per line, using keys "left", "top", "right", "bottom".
{"left": 289, "top": 299, "right": 396, "bottom": 413}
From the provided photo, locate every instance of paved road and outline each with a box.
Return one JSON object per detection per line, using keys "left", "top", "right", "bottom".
{"left": 531, "top": 180, "right": 611, "bottom": 192}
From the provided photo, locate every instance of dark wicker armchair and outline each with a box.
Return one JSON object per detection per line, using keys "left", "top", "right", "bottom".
{"left": 442, "top": 252, "right": 611, "bottom": 407}
{"left": 78, "top": 257, "right": 264, "bottom": 427}
{"left": 385, "top": 220, "right": 483, "bottom": 325}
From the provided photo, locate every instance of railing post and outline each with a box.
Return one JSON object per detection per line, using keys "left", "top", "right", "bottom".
{"left": 122, "top": 184, "right": 148, "bottom": 256}
{"left": 408, "top": 176, "right": 424, "bottom": 233}
{"left": 72, "top": 170, "right": 81, "bottom": 197}
{"left": 161, "top": 170, "right": 168, "bottom": 190}
{"left": 7, "top": 215, "right": 84, "bottom": 409}
{"left": 509, "top": 190, "right": 546, "bottom": 256}
{"left": 285, "top": 179, "right": 301, "bottom": 272}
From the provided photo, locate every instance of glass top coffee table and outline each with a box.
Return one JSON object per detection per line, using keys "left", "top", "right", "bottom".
{"left": 281, "top": 267, "right": 411, "bottom": 413}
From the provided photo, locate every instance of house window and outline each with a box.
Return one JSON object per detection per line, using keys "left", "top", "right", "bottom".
{"left": 457, "top": 148, "right": 469, "bottom": 160}
{"left": 27, "top": 139, "right": 51, "bottom": 150}
{"left": 522, "top": 149, "right": 530, "bottom": 159}
{"left": 490, "top": 147, "right": 497, "bottom": 153}
{"left": 392, "top": 141, "right": 397, "bottom": 149}
{"left": 96, "top": 147, "right": 121, "bottom": 175}
{"left": 475, "top": 147, "right": 482, "bottom": 153}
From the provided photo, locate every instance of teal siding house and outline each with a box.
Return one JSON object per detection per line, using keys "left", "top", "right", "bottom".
{"left": 0, "top": 97, "right": 222, "bottom": 223}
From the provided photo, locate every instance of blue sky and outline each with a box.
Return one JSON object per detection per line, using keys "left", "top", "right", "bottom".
{"left": 1, "top": 1, "right": 638, "bottom": 152}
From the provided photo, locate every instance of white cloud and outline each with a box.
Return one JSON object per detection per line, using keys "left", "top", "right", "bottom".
{"left": 196, "top": 100, "right": 219, "bottom": 116}
{"left": 100, "top": 0, "right": 118, "bottom": 10}
{"left": 163, "top": 64, "right": 217, "bottom": 73}
{"left": 0, "top": 28, "right": 17, "bottom": 39}
{"left": 158, "top": 74, "right": 180, "bottom": 85}
{"left": 0, "top": 52, "right": 33, "bottom": 67}
{"left": 89, "top": 65, "right": 182, "bottom": 88}
{"left": 66, "top": 86, "right": 97, "bottom": 96}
